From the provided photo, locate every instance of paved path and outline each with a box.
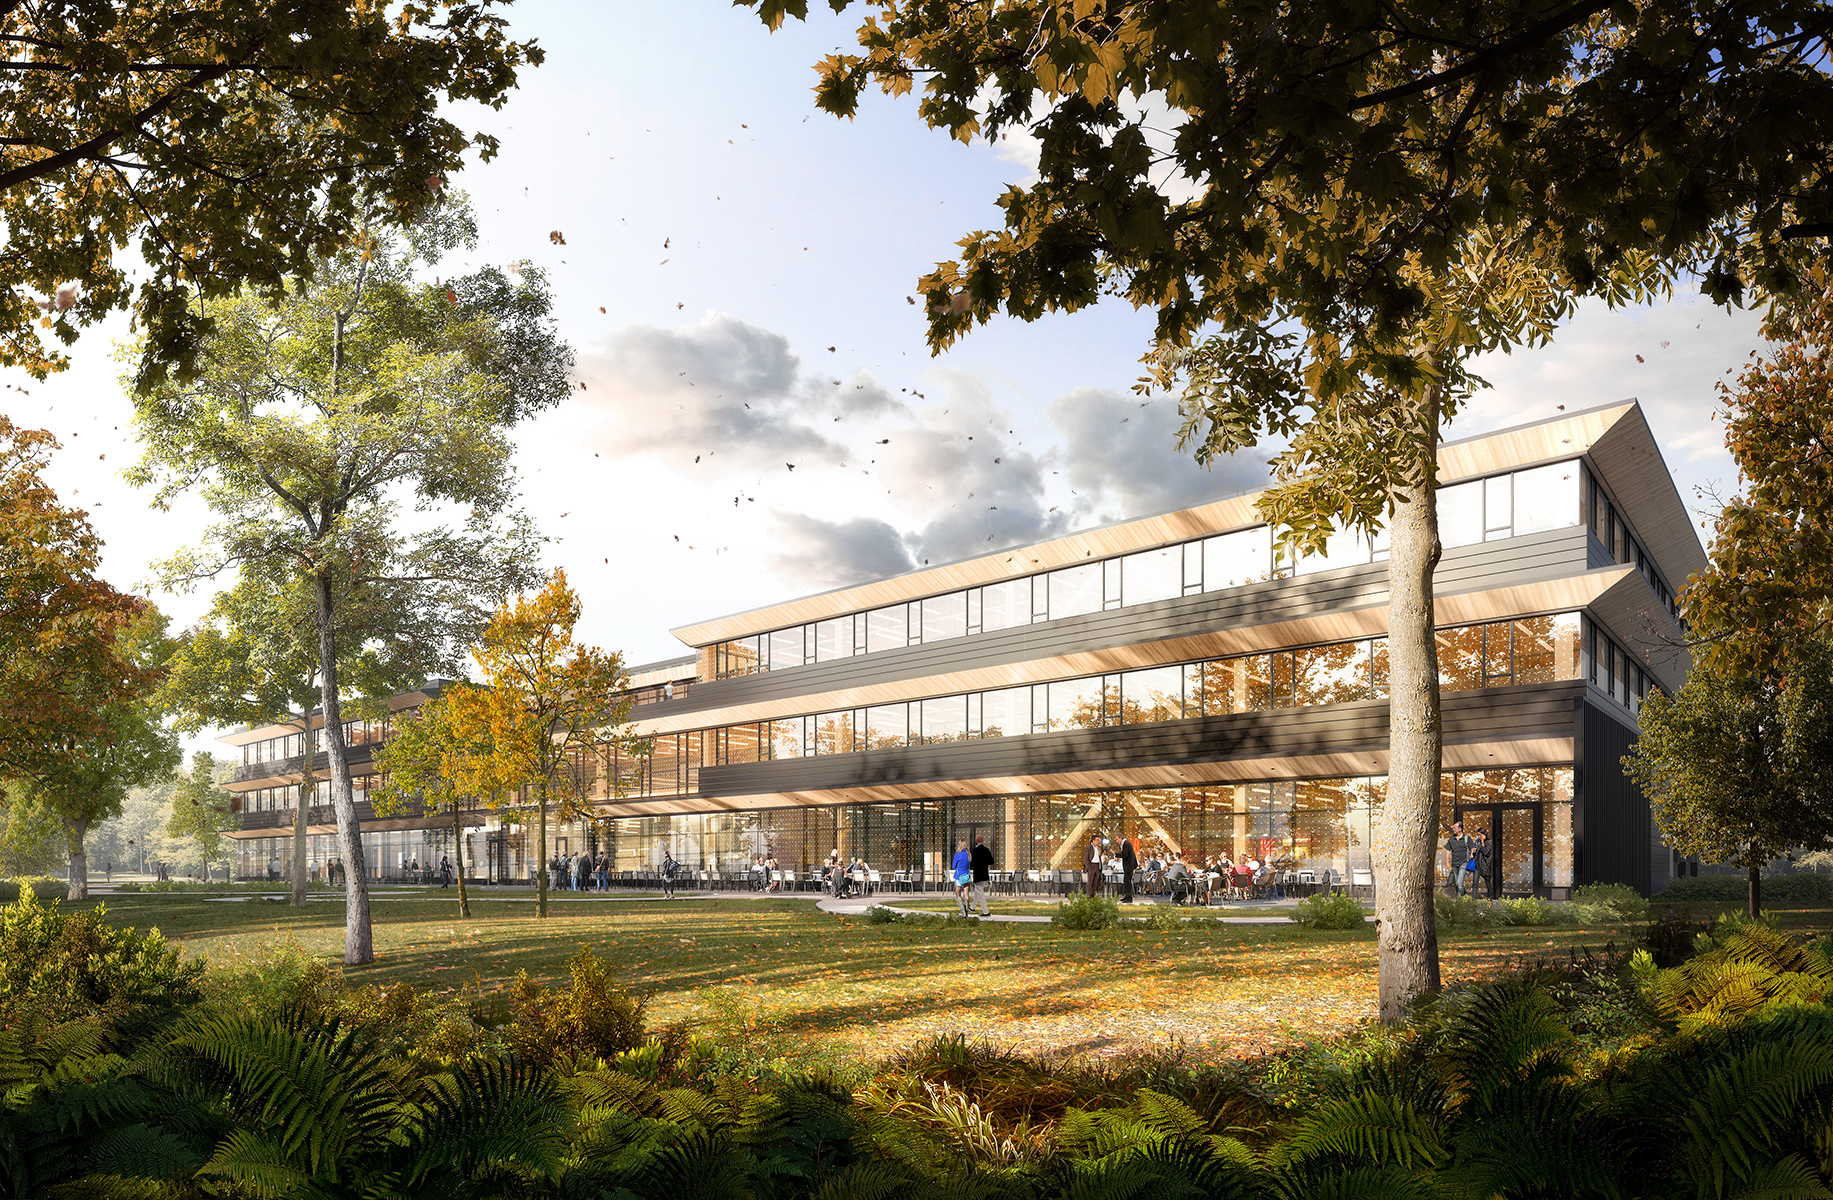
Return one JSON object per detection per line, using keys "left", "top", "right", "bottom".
{"left": 816, "top": 893, "right": 1309, "bottom": 925}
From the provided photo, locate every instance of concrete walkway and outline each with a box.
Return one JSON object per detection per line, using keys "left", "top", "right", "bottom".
{"left": 816, "top": 892, "right": 1311, "bottom": 925}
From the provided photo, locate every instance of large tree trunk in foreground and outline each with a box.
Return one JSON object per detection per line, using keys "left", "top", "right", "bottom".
{"left": 316, "top": 576, "right": 374, "bottom": 964}
{"left": 453, "top": 799, "right": 471, "bottom": 918}
{"left": 293, "top": 713, "right": 313, "bottom": 907}
{"left": 535, "top": 779, "right": 548, "bottom": 919}
{"left": 1749, "top": 863, "right": 1762, "bottom": 920}
{"left": 64, "top": 816, "right": 88, "bottom": 900}
{"left": 1372, "top": 392, "right": 1445, "bottom": 1021}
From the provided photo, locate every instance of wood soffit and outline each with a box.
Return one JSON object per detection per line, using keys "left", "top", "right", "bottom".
{"left": 632, "top": 569, "right": 1636, "bottom": 736}
{"left": 673, "top": 402, "right": 1697, "bottom": 647}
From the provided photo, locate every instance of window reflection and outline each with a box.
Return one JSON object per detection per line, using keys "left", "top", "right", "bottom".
{"left": 813, "top": 712, "right": 856, "bottom": 755}
{"left": 1203, "top": 527, "right": 1272, "bottom": 589}
{"left": 917, "top": 695, "right": 967, "bottom": 743}
{"left": 1439, "top": 481, "right": 1482, "bottom": 547}
{"left": 980, "top": 578, "right": 1029, "bottom": 632}
{"left": 921, "top": 592, "right": 968, "bottom": 643}
{"left": 1119, "top": 665, "right": 1182, "bottom": 723}
{"left": 1049, "top": 676, "right": 1106, "bottom": 729}
{"left": 866, "top": 606, "right": 906, "bottom": 654}
{"left": 863, "top": 704, "right": 907, "bottom": 749}
{"left": 812, "top": 618, "right": 851, "bottom": 662}
{"left": 980, "top": 687, "right": 1030, "bottom": 738}
{"left": 1049, "top": 563, "right": 1103, "bottom": 621}
{"left": 1122, "top": 546, "right": 1181, "bottom": 606}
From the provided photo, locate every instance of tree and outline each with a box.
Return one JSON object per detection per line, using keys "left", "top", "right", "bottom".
{"left": 1684, "top": 270, "right": 1833, "bottom": 671}
{"left": 128, "top": 205, "right": 569, "bottom": 963}
{"left": 0, "top": 0, "right": 542, "bottom": 387}
{"left": 459, "top": 571, "right": 633, "bottom": 919}
{"left": 166, "top": 753, "right": 242, "bottom": 883}
{"left": 745, "top": 0, "right": 1833, "bottom": 1019}
{"left": 2, "top": 603, "right": 181, "bottom": 899}
{"left": 374, "top": 690, "right": 489, "bottom": 918}
{"left": 1625, "top": 638, "right": 1833, "bottom": 917}
{"left": 161, "top": 570, "right": 452, "bottom": 906}
{"left": 0, "top": 417, "right": 155, "bottom": 787}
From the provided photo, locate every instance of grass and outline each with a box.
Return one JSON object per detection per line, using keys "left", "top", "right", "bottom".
{"left": 66, "top": 888, "right": 1833, "bottom": 1061}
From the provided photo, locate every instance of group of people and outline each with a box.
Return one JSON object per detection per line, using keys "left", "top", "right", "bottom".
{"left": 1443, "top": 820, "right": 1495, "bottom": 897}
{"left": 822, "top": 849, "right": 871, "bottom": 899}
{"left": 547, "top": 849, "right": 613, "bottom": 893}
{"left": 748, "top": 854, "right": 784, "bottom": 892}
{"left": 951, "top": 834, "right": 996, "bottom": 916}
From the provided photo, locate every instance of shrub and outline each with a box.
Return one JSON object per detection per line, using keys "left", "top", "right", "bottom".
{"left": 0, "top": 876, "right": 66, "bottom": 902}
{"left": 1291, "top": 892, "right": 1368, "bottom": 930}
{"left": 1656, "top": 872, "right": 1832, "bottom": 905}
{"left": 1051, "top": 894, "right": 1120, "bottom": 930}
{"left": 1497, "top": 896, "right": 1556, "bottom": 926}
{"left": 0, "top": 891, "right": 203, "bottom": 1024}
{"left": 1572, "top": 882, "right": 1649, "bottom": 919}
{"left": 501, "top": 948, "right": 648, "bottom": 1068}
{"left": 864, "top": 904, "right": 900, "bottom": 924}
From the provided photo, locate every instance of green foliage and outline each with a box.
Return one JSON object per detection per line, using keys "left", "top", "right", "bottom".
{"left": 0, "top": 892, "right": 202, "bottom": 1026}
{"left": 1572, "top": 882, "right": 1650, "bottom": 920}
{"left": 1051, "top": 894, "right": 1121, "bottom": 931}
{"left": 1291, "top": 893, "right": 1369, "bottom": 931}
{"left": 1662, "top": 872, "right": 1833, "bottom": 905}
{"left": 0, "top": 876, "right": 67, "bottom": 902}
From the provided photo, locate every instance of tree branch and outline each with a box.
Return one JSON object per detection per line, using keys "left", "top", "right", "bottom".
{"left": 1346, "top": 0, "right": 1612, "bottom": 113}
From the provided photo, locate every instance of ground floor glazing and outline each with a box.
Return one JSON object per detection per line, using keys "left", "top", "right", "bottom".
{"left": 232, "top": 765, "right": 1575, "bottom": 896}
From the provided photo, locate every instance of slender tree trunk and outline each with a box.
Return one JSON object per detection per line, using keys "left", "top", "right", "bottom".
{"left": 1748, "top": 863, "right": 1762, "bottom": 920}
{"left": 293, "top": 713, "right": 313, "bottom": 907}
{"left": 453, "top": 800, "right": 471, "bottom": 918}
{"left": 64, "top": 816, "right": 89, "bottom": 900}
{"left": 1372, "top": 387, "right": 1445, "bottom": 1021}
{"left": 536, "top": 777, "right": 548, "bottom": 918}
{"left": 315, "top": 575, "right": 373, "bottom": 964}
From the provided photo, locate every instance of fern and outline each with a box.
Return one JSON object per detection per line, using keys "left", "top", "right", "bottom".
{"left": 406, "top": 1056, "right": 569, "bottom": 1186}
{"left": 1276, "top": 1093, "right": 1446, "bottom": 1173}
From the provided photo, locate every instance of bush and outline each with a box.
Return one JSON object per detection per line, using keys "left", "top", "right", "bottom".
{"left": 1572, "top": 882, "right": 1649, "bottom": 919}
{"left": 1051, "top": 894, "right": 1120, "bottom": 930}
{"left": 1658, "top": 872, "right": 1833, "bottom": 905}
{"left": 0, "top": 876, "right": 66, "bottom": 902}
{"left": 500, "top": 948, "right": 649, "bottom": 1068}
{"left": 0, "top": 890, "right": 203, "bottom": 1024}
{"left": 864, "top": 904, "right": 900, "bottom": 924}
{"left": 1497, "top": 896, "right": 1556, "bottom": 926}
{"left": 1291, "top": 892, "right": 1368, "bottom": 930}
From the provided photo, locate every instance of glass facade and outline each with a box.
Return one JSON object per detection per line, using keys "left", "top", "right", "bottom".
{"left": 612, "top": 614, "right": 1585, "bottom": 800}
{"left": 705, "top": 461, "right": 1585, "bottom": 681}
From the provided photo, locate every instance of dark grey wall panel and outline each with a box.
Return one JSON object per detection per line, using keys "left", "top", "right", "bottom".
{"left": 1576, "top": 697, "right": 1650, "bottom": 894}
{"left": 647, "top": 526, "right": 1595, "bottom": 721}
{"left": 693, "top": 680, "right": 1584, "bottom": 798}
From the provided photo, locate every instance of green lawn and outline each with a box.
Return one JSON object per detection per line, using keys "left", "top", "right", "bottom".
{"left": 71, "top": 889, "right": 1832, "bottom": 1060}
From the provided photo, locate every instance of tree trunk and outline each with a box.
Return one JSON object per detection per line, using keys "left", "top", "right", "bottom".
{"left": 453, "top": 799, "right": 471, "bottom": 918}
{"left": 293, "top": 712, "right": 313, "bottom": 907}
{"left": 315, "top": 575, "right": 373, "bottom": 964}
{"left": 1372, "top": 388, "right": 1445, "bottom": 1022}
{"left": 535, "top": 777, "right": 548, "bottom": 918}
{"left": 1748, "top": 863, "right": 1762, "bottom": 920}
{"left": 64, "top": 816, "right": 89, "bottom": 901}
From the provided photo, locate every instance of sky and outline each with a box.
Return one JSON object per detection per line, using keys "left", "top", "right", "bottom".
{"left": 2, "top": 0, "right": 1770, "bottom": 733}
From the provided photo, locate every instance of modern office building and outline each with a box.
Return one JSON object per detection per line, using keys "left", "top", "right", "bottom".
{"left": 225, "top": 400, "right": 1698, "bottom": 897}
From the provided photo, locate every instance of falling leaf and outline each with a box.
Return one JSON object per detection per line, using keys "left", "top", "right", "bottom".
{"left": 876, "top": 438, "right": 890, "bottom": 444}
{"left": 664, "top": 237, "right": 671, "bottom": 249}
{"left": 598, "top": 306, "right": 606, "bottom": 313}
{"left": 1635, "top": 354, "right": 1644, "bottom": 362}
{"left": 549, "top": 230, "right": 566, "bottom": 245}
{"left": 785, "top": 463, "right": 796, "bottom": 471}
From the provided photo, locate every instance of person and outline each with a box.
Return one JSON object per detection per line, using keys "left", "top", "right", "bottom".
{"left": 1084, "top": 834, "right": 1103, "bottom": 897}
{"left": 1165, "top": 856, "right": 1193, "bottom": 905}
{"left": 439, "top": 855, "right": 452, "bottom": 888}
{"left": 105, "top": 862, "right": 111, "bottom": 883}
{"left": 1444, "top": 820, "right": 1474, "bottom": 897}
{"left": 765, "top": 854, "right": 780, "bottom": 893}
{"left": 596, "top": 851, "right": 610, "bottom": 892}
{"left": 951, "top": 839, "right": 973, "bottom": 916}
{"left": 573, "top": 852, "right": 588, "bottom": 892}
{"left": 854, "top": 855, "right": 872, "bottom": 898}
{"left": 661, "top": 850, "right": 678, "bottom": 899}
{"left": 1470, "top": 827, "right": 1493, "bottom": 899}
{"left": 267, "top": 855, "right": 279, "bottom": 882}
{"left": 1118, "top": 834, "right": 1138, "bottom": 902}
{"left": 969, "top": 833, "right": 995, "bottom": 917}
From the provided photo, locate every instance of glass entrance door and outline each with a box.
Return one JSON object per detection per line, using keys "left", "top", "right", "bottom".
{"left": 1454, "top": 804, "right": 1543, "bottom": 897}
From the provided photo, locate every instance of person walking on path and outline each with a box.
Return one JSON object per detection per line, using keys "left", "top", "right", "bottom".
{"left": 1444, "top": 821, "right": 1474, "bottom": 897}
{"left": 951, "top": 840, "right": 973, "bottom": 917}
{"left": 969, "top": 834, "right": 995, "bottom": 917}
{"left": 661, "top": 850, "right": 678, "bottom": 899}
{"left": 1084, "top": 834, "right": 1103, "bottom": 897}
{"left": 1470, "top": 828, "right": 1494, "bottom": 899}
{"left": 1119, "top": 836, "right": 1138, "bottom": 903}
{"left": 439, "top": 855, "right": 452, "bottom": 889}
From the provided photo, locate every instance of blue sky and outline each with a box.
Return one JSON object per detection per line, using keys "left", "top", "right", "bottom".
{"left": 5, "top": 0, "right": 1767, "bottom": 692}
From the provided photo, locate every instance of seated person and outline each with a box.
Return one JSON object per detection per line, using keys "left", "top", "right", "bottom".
{"left": 1164, "top": 857, "right": 1193, "bottom": 904}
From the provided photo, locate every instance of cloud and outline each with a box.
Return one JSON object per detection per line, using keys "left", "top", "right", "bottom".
{"left": 575, "top": 312, "right": 905, "bottom": 474}
{"left": 766, "top": 512, "right": 915, "bottom": 589}
{"left": 1049, "top": 387, "right": 1266, "bottom": 520}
